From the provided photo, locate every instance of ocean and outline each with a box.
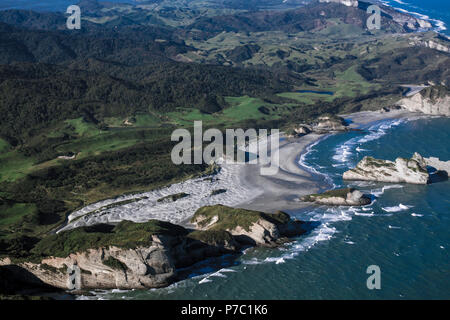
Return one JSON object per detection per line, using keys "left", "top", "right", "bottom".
{"left": 83, "top": 115, "right": 449, "bottom": 300}
{"left": 381, "top": 0, "right": 450, "bottom": 35}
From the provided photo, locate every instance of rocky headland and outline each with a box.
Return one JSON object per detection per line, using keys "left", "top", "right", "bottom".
{"left": 343, "top": 153, "right": 430, "bottom": 184}
{"left": 424, "top": 157, "right": 450, "bottom": 176}
{"left": 301, "top": 188, "right": 371, "bottom": 206}
{"left": 398, "top": 86, "right": 450, "bottom": 116}
{"left": 191, "top": 205, "right": 306, "bottom": 246}
{"left": 0, "top": 205, "right": 307, "bottom": 292}
{"left": 314, "top": 115, "right": 348, "bottom": 133}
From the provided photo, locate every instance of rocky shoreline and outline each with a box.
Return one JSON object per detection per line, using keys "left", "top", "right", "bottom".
{"left": 2, "top": 103, "right": 448, "bottom": 298}
{"left": 0, "top": 205, "right": 308, "bottom": 293}
{"left": 397, "top": 86, "right": 450, "bottom": 117}
{"left": 343, "top": 152, "right": 449, "bottom": 185}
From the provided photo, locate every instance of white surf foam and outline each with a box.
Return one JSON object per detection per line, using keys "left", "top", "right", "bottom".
{"left": 299, "top": 135, "right": 336, "bottom": 188}
{"left": 242, "top": 203, "right": 377, "bottom": 267}
{"left": 354, "top": 211, "right": 375, "bottom": 217}
{"left": 392, "top": 0, "right": 408, "bottom": 5}
{"left": 198, "top": 267, "right": 237, "bottom": 284}
{"left": 199, "top": 278, "right": 212, "bottom": 284}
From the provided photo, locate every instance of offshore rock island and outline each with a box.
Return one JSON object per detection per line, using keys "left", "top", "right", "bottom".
{"left": 301, "top": 188, "right": 371, "bottom": 206}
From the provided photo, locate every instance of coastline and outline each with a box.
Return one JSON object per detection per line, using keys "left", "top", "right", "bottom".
{"left": 60, "top": 109, "right": 427, "bottom": 231}
{"left": 236, "top": 133, "right": 325, "bottom": 213}
{"left": 0, "top": 0, "right": 449, "bottom": 302}
{"left": 235, "top": 109, "right": 423, "bottom": 214}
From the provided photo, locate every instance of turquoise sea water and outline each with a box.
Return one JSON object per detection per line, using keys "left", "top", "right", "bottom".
{"left": 88, "top": 116, "right": 449, "bottom": 300}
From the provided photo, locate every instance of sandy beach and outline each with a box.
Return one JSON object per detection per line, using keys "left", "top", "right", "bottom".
{"left": 341, "top": 109, "right": 419, "bottom": 126}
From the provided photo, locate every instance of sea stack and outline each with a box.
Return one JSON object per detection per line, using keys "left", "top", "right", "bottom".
{"left": 301, "top": 188, "right": 371, "bottom": 206}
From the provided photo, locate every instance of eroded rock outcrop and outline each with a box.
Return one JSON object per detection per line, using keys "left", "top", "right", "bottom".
{"left": 191, "top": 205, "right": 307, "bottom": 247}
{"left": 424, "top": 157, "right": 450, "bottom": 176}
{"left": 343, "top": 153, "right": 429, "bottom": 184}
{"left": 293, "top": 124, "right": 312, "bottom": 136}
{"left": 412, "top": 39, "right": 450, "bottom": 54}
{"left": 301, "top": 188, "right": 371, "bottom": 206}
{"left": 398, "top": 86, "right": 450, "bottom": 116}
{"left": 6, "top": 239, "right": 177, "bottom": 290}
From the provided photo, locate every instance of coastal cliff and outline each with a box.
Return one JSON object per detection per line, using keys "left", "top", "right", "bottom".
{"left": 319, "top": 0, "right": 358, "bottom": 7}
{"left": 288, "top": 115, "right": 348, "bottom": 137}
{"left": 343, "top": 153, "right": 430, "bottom": 184}
{"left": 397, "top": 86, "right": 450, "bottom": 116}
{"left": 0, "top": 206, "right": 306, "bottom": 291}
